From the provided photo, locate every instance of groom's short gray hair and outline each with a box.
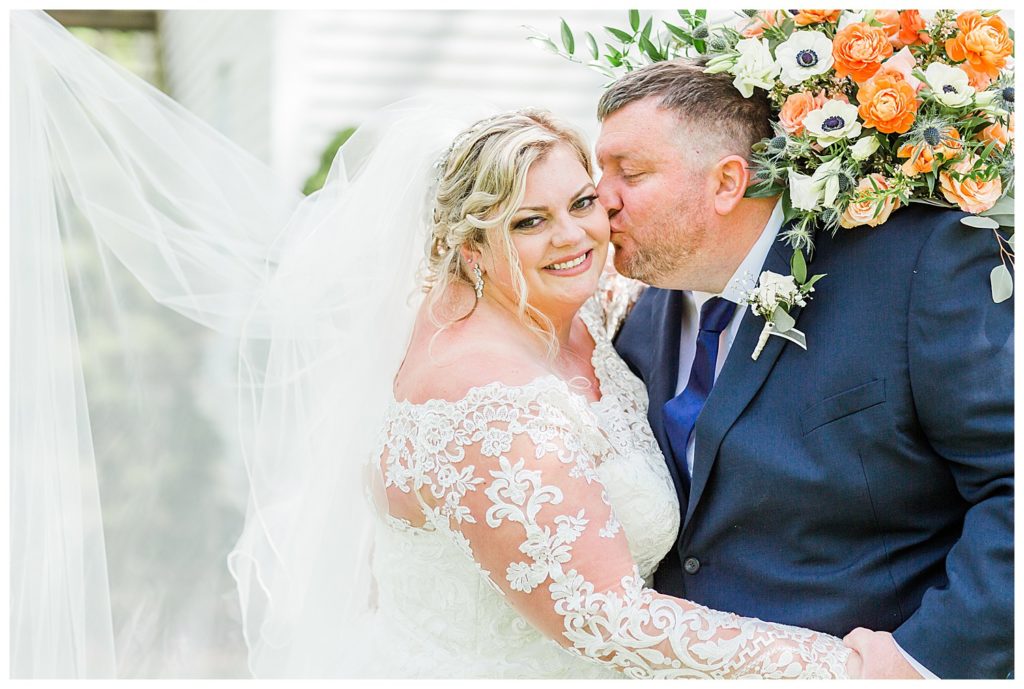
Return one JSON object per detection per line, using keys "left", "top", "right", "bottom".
{"left": 597, "top": 58, "right": 772, "bottom": 161}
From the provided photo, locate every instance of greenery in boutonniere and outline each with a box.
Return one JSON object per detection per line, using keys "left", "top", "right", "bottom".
{"left": 744, "top": 250, "right": 824, "bottom": 360}
{"left": 528, "top": 9, "right": 1015, "bottom": 306}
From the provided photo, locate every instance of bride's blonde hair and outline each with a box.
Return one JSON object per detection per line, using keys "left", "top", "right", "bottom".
{"left": 425, "top": 109, "right": 593, "bottom": 354}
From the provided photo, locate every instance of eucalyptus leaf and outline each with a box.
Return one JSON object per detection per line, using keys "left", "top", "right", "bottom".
{"left": 639, "top": 34, "right": 661, "bottom": 61}
{"left": 771, "top": 305, "right": 796, "bottom": 333}
{"left": 585, "top": 31, "right": 599, "bottom": 59}
{"left": 641, "top": 16, "right": 653, "bottom": 41}
{"left": 526, "top": 35, "right": 560, "bottom": 53}
{"left": 961, "top": 215, "right": 1001, "bottom": 230}
{"left": 629, "top": 9, "right": 640, "bottom": 31}
{"left": 606, "top": 26, "right": 633, "bottom": 43}
{"left": 791, "top": 249, "right": 807, "bottom": 284}
{"left": 982, "top": 194, "right": 1015, "bottom": 217}
{"left": 560, "top": 18, "right": 575, "bottom": 55}
{"left": 804, "top": 273, "right": 826, "bottom": 289}
{"left": 990, "top": 263, "right": 1014, "bottom": 302}
{"left": 663, "top": 21, "right": 691, "bottom": 42}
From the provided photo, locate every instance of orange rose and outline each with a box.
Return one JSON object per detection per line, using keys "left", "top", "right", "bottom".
{"left": 833, "top": 22, "right": 895, "bottom": 83}
{"left": 793, "top": 10, "right": 841, "bottom": 26}
{"left": 741, "top": 10, "right": 781, "bottom": 38}
{"left": 945, "top": 12, "right": 1013, "bottom": 88}
{"left": 979, "top": 120, "right": 1013, "bottom": 151}
{"left": 939, "top": 155, "right": 1002, "bottom": 213}
{"left": 856, "top": 68, "right": 919, "bottom": 134}
{"left": 874, "top": 10, "right": 901, "bottom": 41}
{"left": 779, "top": 91, "right": 829, "bottom": 136}
{"left": 840, "top": 174, "right": 901, "bottom": 228}
{"left": 897, "top": 143, "right": 937, "bottom": 176}
{"left": 895, "top": 10, "right": 930, "bottom": 49}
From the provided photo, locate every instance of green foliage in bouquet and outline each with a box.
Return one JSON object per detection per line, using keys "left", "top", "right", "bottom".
{"left": 529, "top": 10, "right": 1015, "bottom": 303}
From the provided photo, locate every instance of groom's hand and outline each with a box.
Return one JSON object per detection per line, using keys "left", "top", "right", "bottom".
{"left": 843, "top": 628, "right": 924, "bottom": 679}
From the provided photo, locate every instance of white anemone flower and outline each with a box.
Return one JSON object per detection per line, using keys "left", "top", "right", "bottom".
{"left": 802, "top": 100, "right": 862, "bottom": 147}
{"left": 924, "top": 62, "right": 975, "bottom": 108}
{"left": 730, "top": 38, "right": 781, "bottom": 98}
{"left": 775, "top": 31, "right": 835, "bottom": 86}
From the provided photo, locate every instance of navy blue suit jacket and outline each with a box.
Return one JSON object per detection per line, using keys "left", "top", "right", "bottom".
{"left": 615, "top": 205, "right": 1013, "bottom": 678}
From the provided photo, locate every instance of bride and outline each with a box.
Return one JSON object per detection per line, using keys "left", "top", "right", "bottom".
{"left": 12, "top": 11, "right": 857, "bottom": 679}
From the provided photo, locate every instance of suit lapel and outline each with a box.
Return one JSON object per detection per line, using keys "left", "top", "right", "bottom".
{"left": 646, "top": 288, "right": 688, "bottom": 499}
{"left": 682, "top": 240, "right": 800, "bottom": 530}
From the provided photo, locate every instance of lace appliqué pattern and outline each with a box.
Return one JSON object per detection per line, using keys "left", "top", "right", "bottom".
{"left": 375, "top": 294, "right": 850, "bottom": 679}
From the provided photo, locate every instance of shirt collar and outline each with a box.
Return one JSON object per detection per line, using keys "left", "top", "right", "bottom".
{"left": 692, "top": 198, "right": 785, "bottom": 311}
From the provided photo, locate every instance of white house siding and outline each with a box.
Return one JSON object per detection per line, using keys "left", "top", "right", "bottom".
{"left": 158, "top": 11, "right": 275, "bottom": 164}
{"left": 156, "top": 9, "right": 713, "bottom": 191}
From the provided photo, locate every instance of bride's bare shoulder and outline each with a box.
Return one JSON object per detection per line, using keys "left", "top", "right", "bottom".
{"left": 394, "top": 321, "right": 550, "bottom": 405}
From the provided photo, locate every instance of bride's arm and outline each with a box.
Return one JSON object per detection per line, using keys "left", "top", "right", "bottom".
{"left": 401, "top": 389, "right": 854, "bottom": 679}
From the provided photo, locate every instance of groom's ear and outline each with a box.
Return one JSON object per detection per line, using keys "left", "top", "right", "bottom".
{"left": 711, "top": 155, "right": 750, "bottom": 216}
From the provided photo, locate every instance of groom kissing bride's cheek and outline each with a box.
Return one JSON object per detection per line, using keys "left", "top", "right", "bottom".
{"left": 603, "top": 59, "right": 1013, "bottom": 680}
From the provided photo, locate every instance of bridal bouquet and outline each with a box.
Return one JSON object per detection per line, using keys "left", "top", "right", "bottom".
{"left": 528, "top": 10, "right": 1015, "bottom": 303}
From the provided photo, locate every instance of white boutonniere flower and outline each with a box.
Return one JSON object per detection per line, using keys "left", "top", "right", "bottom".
{"left": 803, "top": 100, "right": 862, "bottom": 147}
{"left": 775, "top": 31, "right": 834, "bottom": 86}
{"left": 743, "top": 252, "right": 824, "bottom": 360}
{"left": 729, "top": 37, "right": 781, "bottom": 98}
{"left": 923, "top": 63, "right": 975, "bottom": 108}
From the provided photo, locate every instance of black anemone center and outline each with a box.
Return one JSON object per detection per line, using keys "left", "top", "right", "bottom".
{"left": 942, "top": 84, "right": 957, "bottom": 93}
{"left": 923, "top": 127, "right": 942, "bottom": 146}
{"left": 821, "top": 115, "right": 845, "bottom": 132}
{"left": 1003, "top": 86, "right": 1015, "bottom": 103}
{"left": 796, "top": 49, "right": 818, "bottom": 67}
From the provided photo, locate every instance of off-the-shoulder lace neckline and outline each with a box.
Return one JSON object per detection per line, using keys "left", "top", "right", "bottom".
{"left": 391, "top": 299, "right": 609, "bottom": 409}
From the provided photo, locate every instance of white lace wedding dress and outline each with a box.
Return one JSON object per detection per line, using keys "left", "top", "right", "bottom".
{"left": 356, "top": 296, "right": 851, "bottom": 679}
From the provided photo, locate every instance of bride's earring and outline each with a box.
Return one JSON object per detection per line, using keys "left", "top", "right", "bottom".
{"left": 472, "top": 263, "right": 484, "bottom": 299}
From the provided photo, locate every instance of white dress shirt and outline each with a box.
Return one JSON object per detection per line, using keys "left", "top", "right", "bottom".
{"left": 670, "top": 199, "right": 935, "bottom": 678}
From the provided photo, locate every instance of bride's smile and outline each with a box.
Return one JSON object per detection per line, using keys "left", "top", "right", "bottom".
{"left": 481, "top": 142, "right": 610, "bottom": 327}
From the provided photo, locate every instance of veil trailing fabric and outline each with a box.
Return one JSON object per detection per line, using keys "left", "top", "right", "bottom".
{"left": 11, "top": 9, "right": 497, "bottom": 677}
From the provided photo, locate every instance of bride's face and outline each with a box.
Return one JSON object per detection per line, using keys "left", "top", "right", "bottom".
{"left": 483, "top": 143, "right": 610, "bottom": 319}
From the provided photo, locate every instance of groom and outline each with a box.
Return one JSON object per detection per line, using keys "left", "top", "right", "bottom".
{"left": 597, "top": 60, "right": 1013, "bottom": 679}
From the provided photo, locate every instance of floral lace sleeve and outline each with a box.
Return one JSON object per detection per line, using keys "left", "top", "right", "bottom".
{"left": 386, "top": 380, "right": 851, "bottom": 679}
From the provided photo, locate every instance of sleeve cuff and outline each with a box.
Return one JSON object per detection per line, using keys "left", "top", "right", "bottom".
{"left": 893, "top": 639, "right": 939, "bottom": 679}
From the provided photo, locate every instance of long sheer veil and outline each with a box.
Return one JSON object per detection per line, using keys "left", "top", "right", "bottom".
{"left": 11, "top": 9, "right": 497, "bottom": 677}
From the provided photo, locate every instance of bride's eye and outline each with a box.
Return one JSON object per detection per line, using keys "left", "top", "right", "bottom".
{"left": 514, "top": 215, "right": 544, "bottom": 231}
{"left": 571, "top": 195, "right": 597, "bottom": 212}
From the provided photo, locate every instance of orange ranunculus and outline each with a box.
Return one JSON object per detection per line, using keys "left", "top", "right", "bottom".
{"left": 895, "top": 10, "right": 930, "bottom": 49}
{"left": 793, "top": 10, "right": 841, "bottom": 26}
{"left": 979, "top": 120, "right": 1013, "bottom": 151}
{"left": 940, "top": 155, "right": 1002, "bottom": 213}
{"left": 856, "top": 68, "right": 919, "bottom": 134}
{"left": 897, "top": 143, "right": 937, "bottom": 176}
{"left": 833, "top": 22, "right": 895, "bottom": 83}
{"left": 875, "top": 10, "right": 901, "bottom": 41}
{"left": 840, "top": 174, "right": 901, "bottom": 228}
{"left": 945, "top": 12, "right": 1013, "bottom": 88}
{"left": 779, "top": 91, "right": 829, "bottom": 136}
{"left": 741, "top": 10, "right": 781, "bottom": 38}
{"left": 941, "top": 127, "right": 963, "bottom": 155}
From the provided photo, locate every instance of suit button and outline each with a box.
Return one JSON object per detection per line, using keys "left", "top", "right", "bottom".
{"left": 683, "top": 556, "right": 700, "bottom": 575}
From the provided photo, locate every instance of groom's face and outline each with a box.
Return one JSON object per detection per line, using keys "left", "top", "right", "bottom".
{"left": 595, "top": 97, "right": 714, "bottom": 289}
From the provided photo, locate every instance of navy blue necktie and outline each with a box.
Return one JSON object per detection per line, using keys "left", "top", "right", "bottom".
{"left": 663, "top": 296, "right": 737, "bottom": 489}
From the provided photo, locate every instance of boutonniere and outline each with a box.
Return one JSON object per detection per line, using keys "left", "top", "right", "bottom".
{"left": 742, "top": 250, "right": 825, "bottom": 361}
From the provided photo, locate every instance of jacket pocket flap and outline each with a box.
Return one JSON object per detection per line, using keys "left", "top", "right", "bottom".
{"left": 801, "top": 378, "right": 886, "bottom": 435}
